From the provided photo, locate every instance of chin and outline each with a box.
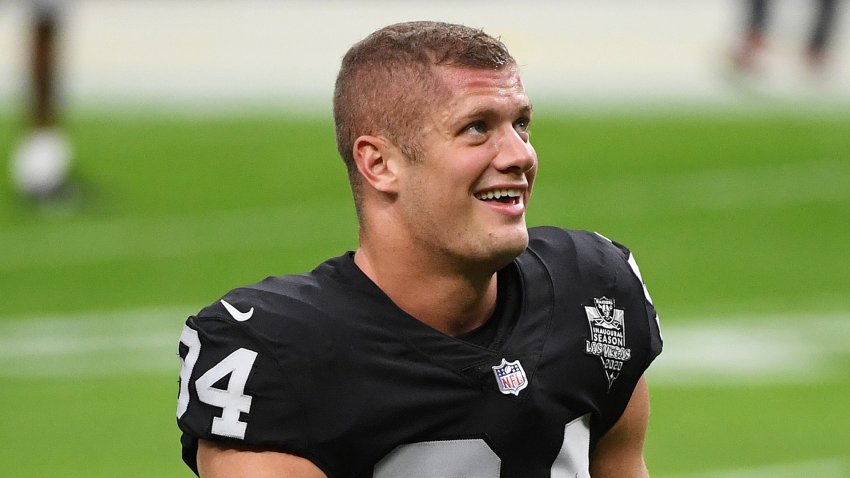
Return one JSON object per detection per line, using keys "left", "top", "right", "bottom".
{"left": 454, "top": 222, "right": 530, "bottom": 269}
{"left": 486, "top": 228, "right": 529, "bottom": 266}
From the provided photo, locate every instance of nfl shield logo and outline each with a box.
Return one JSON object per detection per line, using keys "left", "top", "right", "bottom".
{"left": 492, "top": 358, "right": 528, "bottom": 396}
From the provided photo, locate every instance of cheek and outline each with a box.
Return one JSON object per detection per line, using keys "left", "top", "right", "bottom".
{"left": 460, "top": 151, "right": 496, "bottom": 184}
{"left": 526, "top": 158, "right": 539, "bottom": 187}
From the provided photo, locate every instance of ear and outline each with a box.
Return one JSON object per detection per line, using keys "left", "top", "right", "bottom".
{"left": 352, "top": 135, "right": 401, "bottom": 194}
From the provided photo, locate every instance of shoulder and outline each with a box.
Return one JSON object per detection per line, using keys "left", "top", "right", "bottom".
{"left": 197, "top": 274, "right": 324, "bottom": 327}
{"left": 180, "top": 256, "right": 359, "bottom": 413}
{"left": 190, "top": 255, "right": 354, "bottom": 347}
{"left": 529, "top": 225, "right": 626, "bottom": 251}
{"left": 526, "top": 225, "right": 661, "bottom": 354}
{"left": 185, "top": 282, "right": 311, "bottom": 361}
{"left": 177, "top": 257, "right": 357, "bottom": 473}
{"left": 527, "top": 226, "right": 656, "bottom": 310}
{"left": 527, "top": 226, "right": 632, "bottom": 273}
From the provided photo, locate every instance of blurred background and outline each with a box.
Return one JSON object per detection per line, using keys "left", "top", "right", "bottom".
{"left": 1, "top": 1, "right": 849, "bottom": 476}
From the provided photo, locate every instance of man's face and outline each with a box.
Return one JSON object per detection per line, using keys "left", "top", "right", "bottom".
{"left": 393, "top": 65, "right": 538, "bottom": 271}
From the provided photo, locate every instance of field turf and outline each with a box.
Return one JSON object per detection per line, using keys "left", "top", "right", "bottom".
{"left": 1, "top": 108, "right": 848, "bottom": 477}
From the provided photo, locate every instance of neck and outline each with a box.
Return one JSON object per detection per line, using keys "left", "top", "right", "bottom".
{"left": 354, "top": 242, "right": 500, "bottom": 337}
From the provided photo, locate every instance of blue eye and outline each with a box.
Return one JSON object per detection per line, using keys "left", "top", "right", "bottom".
{"left": 466, "top": 121, "right": 486, "bottom": 135}
{"left": 514, "top": 117, "right": 530, "bottom": 133}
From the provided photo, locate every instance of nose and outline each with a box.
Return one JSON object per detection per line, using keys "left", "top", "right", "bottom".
{"left": 494, "top": 125, "right": 537, "bottom": 175}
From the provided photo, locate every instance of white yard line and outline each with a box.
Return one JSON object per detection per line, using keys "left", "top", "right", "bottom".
{"left": 0, "top": 307, "right": 187, "bottom": 378}
{"left": 648, "top": 312, "right": 850, "bottom": 386}
{"left": 657, "top": 457, "right": 850, "bottom": 478}
{"left": 0, "top": 308, "right": 848, "bottom": 383}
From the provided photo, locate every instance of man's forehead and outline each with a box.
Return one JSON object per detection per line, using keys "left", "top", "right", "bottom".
{"left": 432, "top": 65, "right": 531, "bottom": 117}
{"left": 435, "top": 65, "right": 525, "bottom": 93}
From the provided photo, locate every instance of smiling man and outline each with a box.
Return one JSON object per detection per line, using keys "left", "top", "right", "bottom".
{"left": 176, "top": 21, "right": 662, "bottom": 478}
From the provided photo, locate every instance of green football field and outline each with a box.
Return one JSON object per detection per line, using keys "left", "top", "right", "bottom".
{"left": 1, "top": 108, "right": 848, "bottom": 477}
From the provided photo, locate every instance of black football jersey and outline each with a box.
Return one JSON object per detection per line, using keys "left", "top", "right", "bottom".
{"left": 176, "top": 227, "right": 663, "bottom": 477}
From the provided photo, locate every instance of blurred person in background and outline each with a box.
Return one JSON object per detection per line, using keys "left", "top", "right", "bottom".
{"left": 732, "top": 0, "right": 841, "bottom": 74}
{"left": 10, "top": 0, "right": 73, "bottom": 202}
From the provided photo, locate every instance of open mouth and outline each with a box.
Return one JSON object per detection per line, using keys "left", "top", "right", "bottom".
{"left": 474, "top": 188, "right": 522, "bottom": 205}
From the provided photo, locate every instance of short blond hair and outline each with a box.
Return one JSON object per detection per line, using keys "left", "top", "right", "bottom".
{"left": 333, "top": 21, "right": 516, "bottom": 215}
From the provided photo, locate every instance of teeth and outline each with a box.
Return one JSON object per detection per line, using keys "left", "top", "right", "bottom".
{"left": 475, "top": 188, "right": 522, "bottom": 200}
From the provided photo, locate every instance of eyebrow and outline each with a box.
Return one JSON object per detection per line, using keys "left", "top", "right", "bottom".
{"left": 456, "top": 101, "right": 534, "bottom": 124}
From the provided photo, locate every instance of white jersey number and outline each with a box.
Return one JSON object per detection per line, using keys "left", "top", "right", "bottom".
{"left": 374, "top": 439, "right": 501, "bottom": 478}
{"left": 177, "top": 325, "right": 258, "bottom": 439}
{"left": 373, "top": 414, "right": 591, "bottom": 477}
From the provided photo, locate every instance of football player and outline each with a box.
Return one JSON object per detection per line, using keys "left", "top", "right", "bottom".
{"left": 732, "top": 0, "right": 840, "bottom": 73}
{"left": 177, "top": 21, "right": 663, "bottom": 478}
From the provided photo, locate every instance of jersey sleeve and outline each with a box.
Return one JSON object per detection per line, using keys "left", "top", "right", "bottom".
{"left": 530, "top": 227, "right": 663, "bottom": 446}
{"left": 176, "top": 301, "right": 314, "bottom": 475}
{"left": 602, "top": 234, "right": 663, "bottom": 365}
{"left": 589, "top": 232, "right": 663, "bottom": 443}
{"left": 598, "top": 234, "right": 663, "bottom": 357}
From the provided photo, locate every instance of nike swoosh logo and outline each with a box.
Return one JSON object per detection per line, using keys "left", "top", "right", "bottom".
{"left": 220, "top": 300, "right": 254, "bottom": 322}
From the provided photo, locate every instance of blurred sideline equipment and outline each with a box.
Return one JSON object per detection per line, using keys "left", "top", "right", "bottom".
{"left": 10, "top": 1, "right": 73, "bottom": 201}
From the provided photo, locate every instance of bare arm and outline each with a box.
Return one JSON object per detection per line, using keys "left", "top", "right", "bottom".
{"left": 197, "top": 439, "right": 327, "bottom": 478}
{"left": 589, "top": 376, "right": 652, "bottom": 478}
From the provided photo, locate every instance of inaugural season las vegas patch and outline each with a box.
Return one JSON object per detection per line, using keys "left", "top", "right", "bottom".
{"left": 584, "top": 297, "right": 632, "bottom": 390}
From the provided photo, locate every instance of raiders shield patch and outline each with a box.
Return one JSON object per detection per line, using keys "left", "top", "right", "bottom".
{"left": 584, "top": 297, "right": 632, "bottom": 390}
